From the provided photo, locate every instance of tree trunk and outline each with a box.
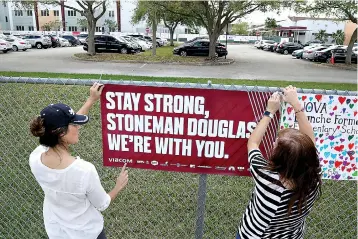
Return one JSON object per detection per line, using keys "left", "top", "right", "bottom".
{"left": 208, "top": 32, "right": 219, "bottom": 59}
{"left": 169, "top": 28, "right": 175, "bottom": 46}
{"left": 345, "top": 28, "right": 357, "bottom": 64}
{"left": 87, "top": 17, "right": 96, "bottom": 56}
{"left": 152, "top": 15, "right": 157, "bottom": 56}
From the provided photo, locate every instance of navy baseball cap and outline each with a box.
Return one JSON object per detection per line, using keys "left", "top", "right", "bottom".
{"left": 40, "top": 103, "right": 89, "bottom": 130}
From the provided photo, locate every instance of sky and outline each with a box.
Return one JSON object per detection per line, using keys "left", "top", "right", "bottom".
{"left": 243, "top": 8, "right": 298, "bottom": 26}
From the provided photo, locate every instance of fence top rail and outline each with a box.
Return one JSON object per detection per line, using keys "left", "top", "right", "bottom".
{"left": 0, "top": 76, "right": 356, "bottom": 96}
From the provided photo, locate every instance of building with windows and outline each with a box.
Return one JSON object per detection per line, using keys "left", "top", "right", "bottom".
{"left": 0, "top": 0, "right": 202, "bottom": 36}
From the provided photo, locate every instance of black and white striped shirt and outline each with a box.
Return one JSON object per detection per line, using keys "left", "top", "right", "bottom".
{"left": 238, "top": 149, "right": 320, "bottom": 239}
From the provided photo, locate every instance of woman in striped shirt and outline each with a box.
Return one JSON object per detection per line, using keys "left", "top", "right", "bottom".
{"left": 237, "top": 86, "right": 322, "bottom": 239}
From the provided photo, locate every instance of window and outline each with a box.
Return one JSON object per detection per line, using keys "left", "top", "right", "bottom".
{"left": 3, "top": 2, "right": 6, "bottom": 7}
{"left": 54, "top": 10, "right": 60, "bottom": 16}
{"left": 81, "top": 27, "right": 87, "bottom": 32}
{"left": 14, "top": 10, "right": 23, "bottom": 16}
{"left": 68, "top": 10, "right": 76, "bottom": 17}
{"left": 5, "top": 16, "right": 8, "bottom": 22}
{"left": 41, "top": 10, "right": 49, "bottom": 16}
{"left": 16, "top": 26, "right": 25, "bottom": 31}
{"left": 28, "top": 26, "right": 34, "bottom": 31}
{"left": 109, "top": 10, "right": 114, "bottom": 17}
{"left": 68, "top": 26, "right": 77, "bottom": 31}
{"left": 27, "top": 10, "right": 33, "bottom": 16}
{"left": 96, "top": 26, "right": 103, "bottom": 32}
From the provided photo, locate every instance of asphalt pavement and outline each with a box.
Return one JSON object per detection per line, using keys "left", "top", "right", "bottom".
{"left": 0, "top": 44, "right": 356, "bottom": 84}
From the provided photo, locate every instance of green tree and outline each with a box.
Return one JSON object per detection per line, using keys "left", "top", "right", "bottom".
{"left": 332, "top": 30, "right": 345, "bottom": 45}
{"left": 42, "top": 20, "right": 61, "bottom": 31}
{"left": 315, "top": 29, "right": 328, "bottom": 42}
{"left": 295, "top": 0, "right": 357, "bottom": 64}
{"left": 231, "top": 22, "right": 249, "bottom": 35}
{"left": 14, "top": 0, "right": 109, "bottom": 56}
{"left": 132, "top": 1, "right": 161, "bottom": 56}
{"left": 265, "top": 17, "right": 278, "bottom": 36}
{"left": 159, "top": 0, "right": 287, "bottom": 59}
{"left": 104, "top": 19, "right": 117, "bottom": 32}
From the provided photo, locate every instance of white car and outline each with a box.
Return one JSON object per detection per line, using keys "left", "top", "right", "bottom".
{"left": 59, "top": 37, "right": 70, "bottom": 47}
{"left": 254, "top": 40, "right": 260, "bottom": 48}
{"left": 302, "top": 46, "right": 329, "bottom": 60}
{"left": 5, "top": 36, "right": 31, "bottom": 51}
{"left": 0, "top": 39, "right": 12, "bottom": 53}
{"left": 136, "top": 39, "right": 152, "bottom": 51}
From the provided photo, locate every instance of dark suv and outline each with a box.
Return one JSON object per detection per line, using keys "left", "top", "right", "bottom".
{"left": 83, "top": 35, "right": 135, "bottom": 54}
{"left": 276, "top": 42, "right": 304, "bottom": 55}
{"left": 61, "top": 35, "right": 80, "bottom": 46}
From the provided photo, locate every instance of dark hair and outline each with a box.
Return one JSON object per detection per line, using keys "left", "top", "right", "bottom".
{"left": 268, "top": 128, "right": 321, "bottom": 215}
{"left": 30, "top": 116, "right": 68, "bottom": 148}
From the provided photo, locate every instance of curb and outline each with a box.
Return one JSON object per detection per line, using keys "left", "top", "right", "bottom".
{"left": 313, "top": 62, "right": 357, "bottom": 71}
{"left": 71, "top": 55, "right": 235, "bottom": 66}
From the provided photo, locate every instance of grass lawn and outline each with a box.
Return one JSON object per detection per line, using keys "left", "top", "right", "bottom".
{"left": 0, "top": 73, "right": 356, "bottom": 239}
{"left": 0, "top": 71, "right": 357, "bottom": 91}
{"left": 74, "top": 45, "right": 205, "bottom": 63}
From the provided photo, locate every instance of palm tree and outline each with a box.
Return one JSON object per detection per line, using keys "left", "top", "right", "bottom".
{"left": 315, "top": 29, "right": 328, "bottom": 42}
{"left": 332, "top": 30, "right": 345, "bottom": 45}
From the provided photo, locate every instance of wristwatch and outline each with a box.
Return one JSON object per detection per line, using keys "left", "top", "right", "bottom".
{"left": 263, "top": 111, "right": 274, "bottom": 119}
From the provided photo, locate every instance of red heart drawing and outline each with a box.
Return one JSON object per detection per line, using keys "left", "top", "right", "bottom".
{"left": 334, "top": 145, "right": 344, "bottom": 152}
{"left": 347, "top": 168, "right": 352, "bottom": 172}
{"left": 338, "top": 96, "right": 346, "bottom": 104}
{"left": 287, "top": 107, "right": 293, "bottom": 115}
{"left": 323, "top": 160, "right": 328, "bottom": 164}
{"left": 350, "top": 155, "right": 355, "bottom": 160}
{"left": 315, "top": 94, "right": 323, "bottom": 101}
{"left": 337, "top": 126, "right": 340, "bottom": 129}
{"left": 354, "top": 111, "right": 357, "bottom": 117}
{"left": 333, "top": 106, "right": 337, "bottom": 111}
{"left": 353, "top": 99, "right": 357, "bottom": 103}
{"left": 320, "top": 139, "right": 324, "bottom": 144}
{"left": 335, "top": 161, "right": 343, "bottom": 168}
{"left": 349, "top": 143, "right": 354, "bottom": 150}
{"left": 302, "top": 96, "right": 307, "bottom": 101}
{"left": 341, "top": 166, "right": 345, "bottom": 171}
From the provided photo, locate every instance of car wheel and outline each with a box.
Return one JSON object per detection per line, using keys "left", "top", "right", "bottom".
{"left": 326, "top": 58, "right": 331, "bottom": 63}
{"left": 120, "top": 48, "right": 128, "bottom": 54}
{"left": 12, "top": 45, "right": 18, "bottom": 51}
{"left": 69, "top": 42, "right": 73, "bottom": 47}
{"left": 36, "top": 43, "right": 43, "bottom": 49}
{"left": 22, "top": 49, "right": 27, "bottom": 51}
{"left": 283, "top": 50, "right": 289, "bottom": 55}
{"left": 214, "top": 52, "right": 219, "bottom": 58}
{"left": 2, "top": 50, "right": 8, "bottom": 53}
{"left": 180, "top": 50, "right": 187, "bottom": 57}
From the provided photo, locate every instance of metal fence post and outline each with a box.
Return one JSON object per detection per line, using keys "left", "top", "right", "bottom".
{"left": 195, "top": 174, "right": 208, "bottom": 239}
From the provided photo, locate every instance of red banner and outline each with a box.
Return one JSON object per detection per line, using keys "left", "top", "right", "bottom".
{"left": 100, "top": 84, "right": 273, "bottom": 176}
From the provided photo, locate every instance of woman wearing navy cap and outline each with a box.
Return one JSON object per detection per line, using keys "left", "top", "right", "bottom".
{"left": 29, "top": 83, "right": 128, "bottom": 239}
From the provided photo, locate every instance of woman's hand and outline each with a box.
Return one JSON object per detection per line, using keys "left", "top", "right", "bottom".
{"left": 266, "top": 92, "right": 281, "bottom": 114}
{"left": 115, "top": 164, "right": 129, "bottom": 191}
{"left": 89, "top": 82, "right": 104, "bottom": 103}
{"left": 283, "top": 85, "right": 301, "bottom": 110}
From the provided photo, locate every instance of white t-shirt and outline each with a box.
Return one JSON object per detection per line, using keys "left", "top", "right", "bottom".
{"left": 29, "top": 145, "right": 111, "bottom": 239}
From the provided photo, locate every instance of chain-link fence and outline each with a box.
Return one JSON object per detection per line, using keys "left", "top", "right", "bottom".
{"left": 0, "top": 76, "right": 356, "bottom": 239}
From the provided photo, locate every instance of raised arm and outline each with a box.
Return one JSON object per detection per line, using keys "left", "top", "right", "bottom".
{"left": 77, "top": 82, "right": 104, "bottom": 115}
{"left": 283, "top": 85, "right": 315, "bottom": 143}
{"left": 247, "top": 92, "right": 281, "bottom": 151}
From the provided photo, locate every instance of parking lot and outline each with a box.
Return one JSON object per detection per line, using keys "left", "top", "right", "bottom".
{"left": 0, "top": 44, "right": 356, "bottom": 84}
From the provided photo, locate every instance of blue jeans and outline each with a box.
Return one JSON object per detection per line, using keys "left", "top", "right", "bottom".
{"left": 236, "top": 232, "right": 241, "bottom": 239}
{"left": 97, "top": 228, "right": 107, "bottom": 239}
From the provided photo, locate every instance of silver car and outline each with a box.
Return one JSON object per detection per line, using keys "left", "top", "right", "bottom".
{"left": 302, "top": 46, "right": 328, "bottom": 61}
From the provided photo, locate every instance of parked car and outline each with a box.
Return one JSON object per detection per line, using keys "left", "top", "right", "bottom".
{"left": 185, "top": 36, "right": 209, "bottom": 44}
{"left": 292, "top": 49, "right": 304, "bottom": 59}
{"left": 23, "top": 35, "right": 52, "bottom": 49}
{"left": 173, "top": 39, "right": 227, "bottom": 57}
{"left": 276, "top": 42, "right": 304, "bottom": 54}
{"left": 0, "top": 39, "right": 12, "bottom": 53}
{"left": 118, "top": 36, "right": 141, "bottom": 52}
{"left": 77, "top": 33, "right": 88, "bottom": 45}
{"left": 302, "top": 46, "right": 328, "bottom": 61}
{"left": 61, "top": 35, "right": 80, "bottom": 46}
{"left": 4, "top": 35, "right": 31, "bottom": 51}
{"left": 254, "top": 40, "right": 260, "bottom": 48}
{"left": 311, "top": 45, "right": 347, "bottom": 62}
{"left": 304, "top": 40, "right": 324, "bottom": 46}
{"left": 331, "top": 47, "right": 357, "bottom": 63}
{"left": 44, "top": 35, "right": 60, "bottom": 48}
{"left": 83, "top": 35, "right": 136, "bottom": 54}
{"left": 263, "top": 41, "right": 276, "bottom": 51}
{"left": 58, "top": 37, "right": 70, "bottom": 47}
{"left": 258, "top": 40, "right": 275, "bottom": 50}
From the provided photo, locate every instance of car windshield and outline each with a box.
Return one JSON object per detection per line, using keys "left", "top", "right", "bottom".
{"left": 116, "top": 37, "right": 129, "bottom": 43}
{"left": 78, "top": 34, "right": 88, "bottom": 38}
